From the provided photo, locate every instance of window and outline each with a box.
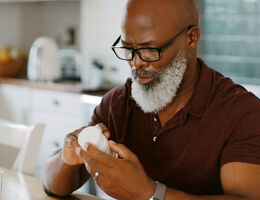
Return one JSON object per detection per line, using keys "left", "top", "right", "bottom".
{"left": 197, "top": 0, "right": 260, "bottom": 85}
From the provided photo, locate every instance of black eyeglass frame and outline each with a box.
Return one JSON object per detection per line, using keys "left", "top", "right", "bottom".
{"left": 111, "top": 24, "right": 196, "bottom": 62}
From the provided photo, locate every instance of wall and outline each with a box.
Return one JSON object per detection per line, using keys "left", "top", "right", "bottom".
{"left": 0, "top": 0, "right": 130, "bottom": 86}
{"left": 80, "top": 0, "right": 131, "bottom": 87}
{"left": 0, "top": 1, "right": 80, "bottom": 51}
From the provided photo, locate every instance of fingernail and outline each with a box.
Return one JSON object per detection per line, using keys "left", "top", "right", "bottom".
{"left": 76, "top": 147, "right": 81, "bottom": 155}
{"left": 95, "top": 124, "right": 102, "bottom": 132}
{"left": 104, "top": 131, "right": 109, "bottom": 138}
{"left": 85, "top": 162, "right": 91, "bottom": 173}
{"left": 84, "top": 143, "right": 89, "bottom": 151}
{"left": 109, "top": 140, "right": 116, "bottom": 145}
{"left": 84, "top": 162, "right": 88, "bottom": 169}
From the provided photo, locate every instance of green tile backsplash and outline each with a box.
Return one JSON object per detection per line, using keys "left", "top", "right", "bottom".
{"left": 196, "top": 0, "right": 260, "bottom": 84}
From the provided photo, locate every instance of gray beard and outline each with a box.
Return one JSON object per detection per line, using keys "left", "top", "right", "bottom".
{"left": 131, "top": 50, "right": 187, "bottom": 113}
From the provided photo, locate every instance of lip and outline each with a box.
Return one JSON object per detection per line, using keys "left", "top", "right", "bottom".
{"left": 137, "top": 76, "right": 156, "bottom": 85}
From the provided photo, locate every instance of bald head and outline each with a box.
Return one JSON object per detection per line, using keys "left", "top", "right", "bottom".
{"left": 122, "top": 0, "right": 200, "bottom": 38}
{"left": 120, "top": 0, "right": 201, "bottom": 83}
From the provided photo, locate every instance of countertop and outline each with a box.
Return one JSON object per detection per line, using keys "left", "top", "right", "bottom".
{"left": 0, "top": 77, "right": 114, "bottom": 96}
{"left": 1, "top": 77, "right": 259, "bottom": 98}
{"left": 0, "top": 166, "right": 102, "bottom": 200}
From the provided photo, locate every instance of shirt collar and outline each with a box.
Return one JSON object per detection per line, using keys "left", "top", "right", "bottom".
{"left": 183, "top": 58, "right": 214, "bottom": 117}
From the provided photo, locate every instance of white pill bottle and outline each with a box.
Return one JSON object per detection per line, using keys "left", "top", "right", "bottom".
{"left": 78, "top": 125, "right": 118, "bottom": 157}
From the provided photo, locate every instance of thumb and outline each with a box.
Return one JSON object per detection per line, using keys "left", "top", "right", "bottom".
{"left": 95, "top": 123, "right": 110, "bottom": 139}
{"left": 109, "top": 140, "right": 136, "bottom": 160}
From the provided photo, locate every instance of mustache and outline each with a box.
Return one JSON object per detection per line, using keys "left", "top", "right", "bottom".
{"left": 131, "top": 69, "right": 160, "bottom": 79}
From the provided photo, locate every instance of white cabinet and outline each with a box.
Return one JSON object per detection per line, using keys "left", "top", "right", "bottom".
{"left": 0, "top": 84, "right": 101, "bottom": 179}
{"left": 0, "top": 83, "right": 102, "bottom": 194}
{"left": 27, "top": 88, "right": 86, "bottom": 177}
{"left": 0, "top": 84, "right": 30, "bottom": 123}
{"left": 29, "top": 110, "right": 84, "bottom": 177}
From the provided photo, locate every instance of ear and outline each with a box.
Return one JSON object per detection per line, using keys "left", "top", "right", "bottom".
{"left": 186, "top": 26, "right": 200, "bottom": 49}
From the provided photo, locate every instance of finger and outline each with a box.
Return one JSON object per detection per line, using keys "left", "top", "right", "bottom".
{"left": 71, "top": 126, "right": 88, "bottom": 137}
{"left": 63, "top": 134, "right": 84, "bottom": 164}
{"left": 64, "top": 126, "right": 87, "bottom": 143}
{"left": 108, "top": 140, "right": 137, "bottom": 161}
{"left": 64, "top": 134, "right": 78, "bottom": 148}
{"left": 76, "top": 147, "right": 105, "bottom": 175}
{"left": 85, "top": 143, "right": 114, "bottom": 166}
{"left": 95, "top": 123, "right": 110, "bottom": 139}
{"left": 64, "top": 125, "right": 89, "bottom": 148}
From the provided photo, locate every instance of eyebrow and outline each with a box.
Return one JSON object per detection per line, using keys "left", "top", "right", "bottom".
{"left": 121, "top": 39, "right": 156, "bottom": 46}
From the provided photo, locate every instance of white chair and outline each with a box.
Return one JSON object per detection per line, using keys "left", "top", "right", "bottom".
{"left": 0, "top": 119, "right": 45, "bottom": 176}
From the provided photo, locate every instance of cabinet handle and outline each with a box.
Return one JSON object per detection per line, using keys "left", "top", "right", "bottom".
{"left": 53, "top": 141, "right": 61, "bottom": 148}
{"left": 53, "top": 99, "right": 60, "bottom": 106}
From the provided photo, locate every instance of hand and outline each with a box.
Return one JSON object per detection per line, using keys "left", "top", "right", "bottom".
{"left": 76, "top": 140, "right": 156, "bottom": 200}
{"left": 62, "top": 123, "right": 110, "bottom": 166}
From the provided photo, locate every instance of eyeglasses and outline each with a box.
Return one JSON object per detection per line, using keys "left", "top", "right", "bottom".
{"left": 111, "top": 25, "right": 195, "bottom": 62}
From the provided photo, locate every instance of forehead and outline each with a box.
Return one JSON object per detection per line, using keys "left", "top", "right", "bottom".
{"left": 121, "top": 1, "right": 181, "bottom": 45}
{"left": 121, "top": 14, "right": 178, "bottom": 45}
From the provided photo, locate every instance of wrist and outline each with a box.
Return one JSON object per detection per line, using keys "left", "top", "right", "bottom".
{"left": 145, "top": 178, "right": 157, "bottom": 200}
{"left": 149, "top": 181, "right": 166, "bottom": 200}
{"left": 59, "top": 149, "right": 81, "bottom": 168}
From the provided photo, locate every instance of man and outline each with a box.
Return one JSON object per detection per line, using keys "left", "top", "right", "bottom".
{"left": 42, "top": 0, "right": 260, "bottom": 199}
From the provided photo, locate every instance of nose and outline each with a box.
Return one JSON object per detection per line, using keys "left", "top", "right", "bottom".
{"left": 130, "top": 51, "right": 149, "bottom": 69}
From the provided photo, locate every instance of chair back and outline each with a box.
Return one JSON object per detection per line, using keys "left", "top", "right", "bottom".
{"left": 0, "top": 119, "right": 45, "bottom": 176}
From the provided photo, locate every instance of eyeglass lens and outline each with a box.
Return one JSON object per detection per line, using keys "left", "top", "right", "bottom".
{"left": 114, "top": 48, "right": 159, "bottom": 61}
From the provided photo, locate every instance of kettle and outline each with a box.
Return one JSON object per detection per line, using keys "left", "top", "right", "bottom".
{"left": 27, "top": 37, "right": 61, "bottom": 82}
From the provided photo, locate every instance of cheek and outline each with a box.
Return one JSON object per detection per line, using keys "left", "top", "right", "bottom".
{"left": 159, "top": 41, "right": 185, "bottom": 67}
{"left": 159, "top": 51, "right": 175, "bottom": 67}
{"left": 147, "top": 49, "right": 178, "bottom": 73}
{"left": 147, "top": 63, "right": 163, "bottom": 73}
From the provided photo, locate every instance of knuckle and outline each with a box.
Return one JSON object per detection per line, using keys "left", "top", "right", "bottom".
{"left": 64, "top": 134, "right": 75, "bottom": 144}
{"left": 74, "top": 126, "right": 87, "bottom": 136}
{"left": 78, "top": 126, "right": 87, "bottom": 132}
{"left": 70, "top": 126, "right": 87, "bottom": 136}
{"left": 131, "top": 153, "right": 138, "bottom": 161}
{"left": 96, "top": 123, "right": 108, "bottom": 131}
{"left": 64, "top": 135, "right": 80, "bottom": 150}
{"left": 118, "top": 144, "right": 125, "bottom": 150}
{"left": 76, "top": 147, "right": 82, "bottom": 155}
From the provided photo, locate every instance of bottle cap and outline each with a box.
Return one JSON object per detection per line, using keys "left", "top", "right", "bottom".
{"left": 78, "top": 126, "right": 117, "bottom": 157}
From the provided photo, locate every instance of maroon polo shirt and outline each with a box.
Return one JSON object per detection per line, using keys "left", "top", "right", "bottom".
{"left": 89, "top": 59, "right": 260, "bottom": 195}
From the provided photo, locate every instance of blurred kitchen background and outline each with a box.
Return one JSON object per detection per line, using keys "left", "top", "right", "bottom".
{"left": 0, "top": 0, "right": 259, "bottom": 197}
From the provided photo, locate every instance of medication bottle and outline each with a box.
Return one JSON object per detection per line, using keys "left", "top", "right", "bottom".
{"left": 78, "top": 125, "right": 117, "bottom": 157}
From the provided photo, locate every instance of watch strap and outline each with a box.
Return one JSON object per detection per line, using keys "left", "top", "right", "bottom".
{"left": 150, "top": 181, "right": 166, "bottom": 200}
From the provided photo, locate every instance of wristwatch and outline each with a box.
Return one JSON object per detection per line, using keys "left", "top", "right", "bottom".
{"left": 149, "top": 181, "right": 166, "bottom": 200}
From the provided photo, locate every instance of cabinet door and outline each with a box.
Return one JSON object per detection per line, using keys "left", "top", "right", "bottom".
{"left": 0, "top": 84, "right": 29, "bottom": 123}
{"left": 28, "top": 110, "right": 84, "bottom": 178}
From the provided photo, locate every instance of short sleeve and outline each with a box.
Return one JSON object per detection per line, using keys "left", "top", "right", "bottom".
{"left": 88, "top": 91, "right": 113, "bottom": 127}
{"left": 87, "top": 79, "right": 132, "bottom": 142}
{"left": 221, "top": 109, "right": 260, "bottom": 166}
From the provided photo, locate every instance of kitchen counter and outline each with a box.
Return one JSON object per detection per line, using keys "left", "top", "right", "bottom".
{"left": 1, "top": 77, "right": 259, "bottom": 98}
{"left": 0, "top": 77, "right": 113, "bottom": 96}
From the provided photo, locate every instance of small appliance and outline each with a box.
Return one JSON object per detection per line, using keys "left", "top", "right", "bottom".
{"left": 59, "top": 49, "right": 82, "bottom": 80}
{"left": 27, "top": 37, "right": 61, "bottom": 82}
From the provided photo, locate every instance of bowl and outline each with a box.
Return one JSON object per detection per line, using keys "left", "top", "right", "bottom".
{"left": 0, "top": 60, "right": 26, "bottom": 77}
